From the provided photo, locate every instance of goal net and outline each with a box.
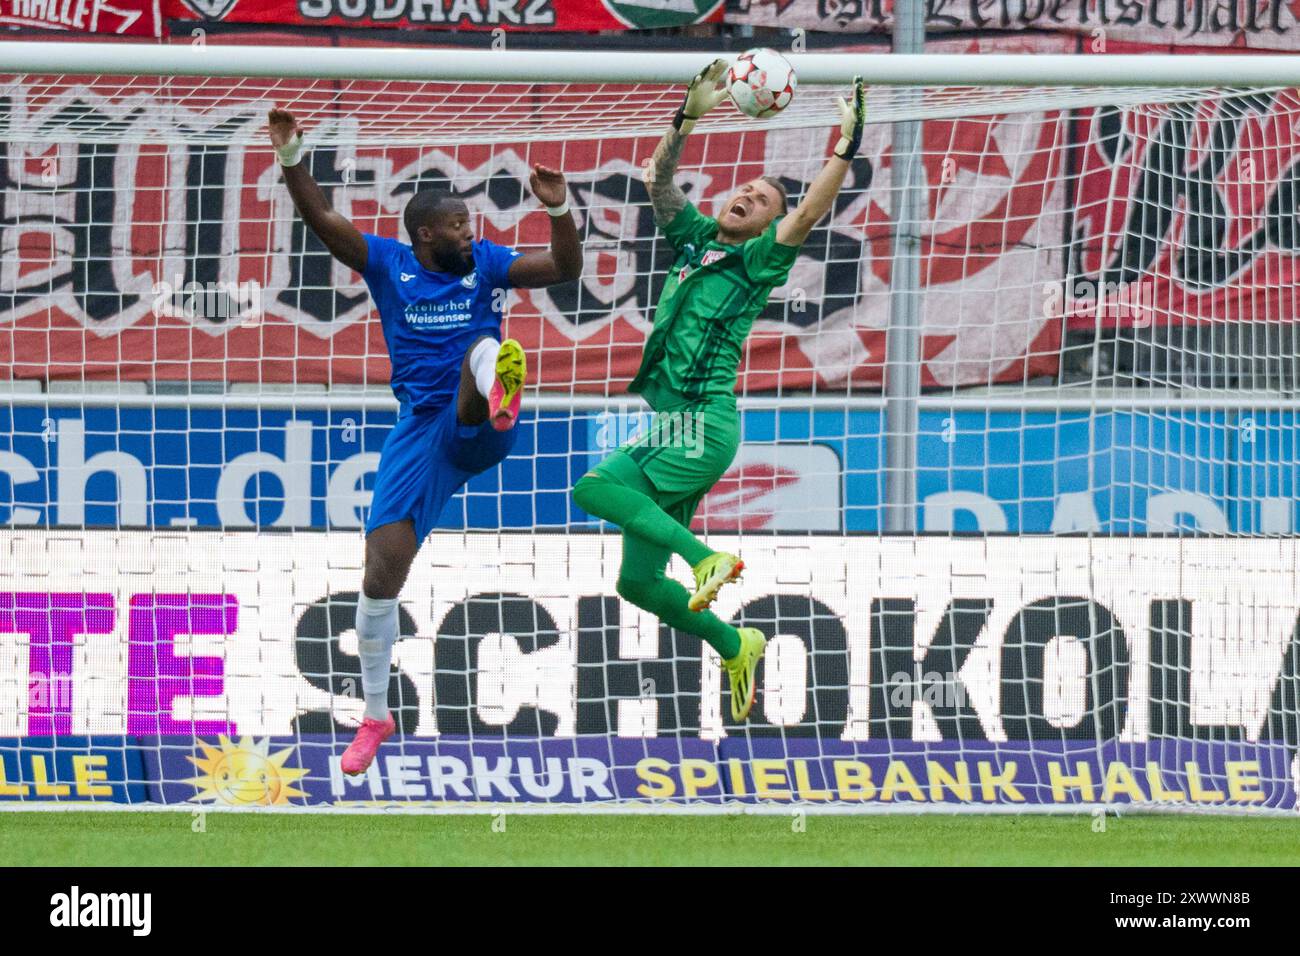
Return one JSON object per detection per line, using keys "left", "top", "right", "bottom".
{"left": 0, "top": 38, "right": 1297, "bottom": 813}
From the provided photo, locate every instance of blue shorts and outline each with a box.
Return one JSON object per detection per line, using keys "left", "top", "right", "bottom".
{"left": 365, "top": 401, "right": 517, "bottom": 541}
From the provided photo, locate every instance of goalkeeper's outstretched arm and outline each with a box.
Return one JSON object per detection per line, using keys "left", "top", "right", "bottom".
{"left": 776, "top": 77, "right": 866, "bottom": 248}
{"left": 645, "top": 59, "right": 729, "bottom": 227}
{"left": 267, "top": 107, "right": 368, "bottom": 273}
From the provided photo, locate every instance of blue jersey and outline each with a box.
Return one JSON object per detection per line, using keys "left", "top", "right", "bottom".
{"left": 362, "top": 233, "right": 521, "bottom": 414}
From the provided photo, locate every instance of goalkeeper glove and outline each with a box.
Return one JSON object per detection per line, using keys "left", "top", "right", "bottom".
{"left": 673, "top": 59, "right": 729, "bottom": 132}
{"left": 833, "top": 76, "right": 866, "bottom": 160}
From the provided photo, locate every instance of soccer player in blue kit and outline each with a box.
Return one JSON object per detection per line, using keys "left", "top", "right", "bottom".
{"left": 268, "top": 109, "right": 583, "bottom": 772}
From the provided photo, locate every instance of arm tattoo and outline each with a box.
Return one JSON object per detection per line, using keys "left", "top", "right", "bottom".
{"left": 647, "top": 127, "right": 688, "bottom": 227}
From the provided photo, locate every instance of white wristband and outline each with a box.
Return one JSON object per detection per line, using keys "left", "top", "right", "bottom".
{"left": 276, "top": 134, "right": 305, "bottom": 167}
{"left": 546, "top": 199, "right": 570, "bottom": 217}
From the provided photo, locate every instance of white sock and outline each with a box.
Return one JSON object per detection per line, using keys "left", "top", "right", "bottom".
{"left": 355, "top": 594, "right": 399, "bottom": 722}
{"left": 469, "top": 337, "right": 499, "bottom": 400}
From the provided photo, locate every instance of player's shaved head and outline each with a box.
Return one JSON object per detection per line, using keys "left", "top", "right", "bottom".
{"left": 404, "top": 189, "right": 466, "bottom": 242}
{"left": 403, "top": 189, "right": 475, "bottom": 275}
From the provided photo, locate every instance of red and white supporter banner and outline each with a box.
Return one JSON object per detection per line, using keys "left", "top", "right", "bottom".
{"left": 725, "top": 0, "right": 1300, "bottom": 50}
{"left": 12, "top": 35, "right": 1300, "bottom": 391}
{"left": 0, "top": 33, "right": 1072, "bottom": 393}
{"left": 0, "top": 0, "right": 161, "bottom": 35}
{"left": 161, "top": 0, "right": 724, "bottom": 31}
{"left": 1064, "top": 42, "right": 1300, "bottom": 332}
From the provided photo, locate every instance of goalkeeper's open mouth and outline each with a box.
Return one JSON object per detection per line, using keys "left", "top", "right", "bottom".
{"left": 719, "top": 200, "right": 753, "bottom": 232}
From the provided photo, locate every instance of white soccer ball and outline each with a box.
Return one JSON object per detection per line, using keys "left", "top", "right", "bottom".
{"left": 727, "top": 48, "right": 797, "bottom": 120}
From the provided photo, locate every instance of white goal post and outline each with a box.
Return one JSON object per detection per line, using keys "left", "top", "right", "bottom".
{"left": 0, "top": 40, "right": 1296, "bottom": 814}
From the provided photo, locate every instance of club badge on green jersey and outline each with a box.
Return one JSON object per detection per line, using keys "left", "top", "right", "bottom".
{"left": 677, "top": 244, "right": 730, "bottom": 283}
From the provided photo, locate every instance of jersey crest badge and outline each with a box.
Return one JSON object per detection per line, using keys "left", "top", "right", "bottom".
{"left": 461, "top": 271, "right": 479, "bottom": 289}
{"left": 700, "top": 249, "right": 727, "bottom": 267}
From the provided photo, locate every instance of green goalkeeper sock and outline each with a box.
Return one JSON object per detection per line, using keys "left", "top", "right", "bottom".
{"left": 616, "top": 532, "right": 741, "bottom": 660}
{"left": 573, "top": 464, "right": 713, "bottom": 567}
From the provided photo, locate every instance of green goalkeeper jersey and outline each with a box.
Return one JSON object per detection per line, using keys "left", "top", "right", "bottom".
{"left": 628, "top": 201, "right": 800, "bottom": 410}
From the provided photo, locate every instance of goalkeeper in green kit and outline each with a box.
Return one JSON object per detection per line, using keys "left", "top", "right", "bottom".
{"left": 573, "top": 61, "right": 866, "bottom": 721}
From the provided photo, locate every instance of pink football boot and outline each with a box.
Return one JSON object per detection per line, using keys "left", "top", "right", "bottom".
{"left": 488, "top": 338, "right": 526, "bottom": 432}
{"left": 340, "top": 713, "right": 395, "bottom": 775}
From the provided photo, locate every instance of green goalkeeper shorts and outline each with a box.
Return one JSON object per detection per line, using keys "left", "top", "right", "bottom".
{"left": 594, "top": 397, "right": 740, "bottom": 527}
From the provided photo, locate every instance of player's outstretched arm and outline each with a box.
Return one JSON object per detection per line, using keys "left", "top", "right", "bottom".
{"left": 507, "top": 164, "right": 583, "bottom": 288}
{"left": 644, "top": 59, "right": 728, "bottom": 227}
{"left": 776, "top": 77, "right": 866, "bottom": 248}
{"left": 268, "top": 108, "right": 368, "bottom": 274}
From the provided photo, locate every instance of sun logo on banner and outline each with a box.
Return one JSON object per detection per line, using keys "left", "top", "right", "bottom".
{"left": 185, "top": 736, "right": 309, "bottom": 806}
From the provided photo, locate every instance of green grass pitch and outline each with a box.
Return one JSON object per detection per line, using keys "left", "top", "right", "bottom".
{"left": 3, "top": 811, "right": 1300, "bottom": 866}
